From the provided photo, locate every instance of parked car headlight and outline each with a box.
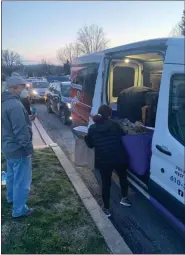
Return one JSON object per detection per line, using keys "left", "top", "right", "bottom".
{"left": 32, "top": 90, "right": 38, "bottom": 95}
{"left": 67, "top": 103, "right": 71, "bottom": 109}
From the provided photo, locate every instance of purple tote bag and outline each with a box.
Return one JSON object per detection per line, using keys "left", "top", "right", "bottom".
{"left": 121, "top": 131, "right": 154, "bottom": 176}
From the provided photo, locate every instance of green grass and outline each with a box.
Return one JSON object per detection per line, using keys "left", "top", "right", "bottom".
{"left": 1, "top": 148, "right": 109, "bottom": 254}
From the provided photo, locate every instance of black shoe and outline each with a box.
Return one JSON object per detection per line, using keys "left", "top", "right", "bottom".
{"left": 120, "top": 198, "right": 132, "bottom": 207}
{"left": 103, "top": 208, "right": 111, "bottom": 217}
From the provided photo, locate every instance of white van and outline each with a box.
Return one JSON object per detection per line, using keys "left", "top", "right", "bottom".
{"left": 71, "top": 37, "right": 185, "bottom": 233}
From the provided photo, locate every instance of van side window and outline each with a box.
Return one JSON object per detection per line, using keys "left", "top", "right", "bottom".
{"left": 84, "top": 66, "right": 98, "bottom": 99}
{"left": 72, "top": 67, "right": 85, "bottom": 86}
{"left": 75, "top": 75, "right": 84, "bottom": 85}
{"left": 169, "top": 74, "right": 185, "bottom": 145}
{"left": 72, "top": 64, "right": 99, "bottom": 101}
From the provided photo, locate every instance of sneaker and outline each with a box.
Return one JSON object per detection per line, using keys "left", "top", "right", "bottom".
{"left": 103, "top": 208, "right": 111, "bottom": 217}
{"left": 120, "top": 197, "right": 132, "bottom": 207}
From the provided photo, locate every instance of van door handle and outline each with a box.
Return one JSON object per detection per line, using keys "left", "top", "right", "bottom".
{"left": 156, "top": 145, "right": 172, "bottom": 156}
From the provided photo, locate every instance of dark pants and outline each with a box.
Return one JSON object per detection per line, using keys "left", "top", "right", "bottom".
{"left": 99, "top": 165, "right": 128, "bottom": 209}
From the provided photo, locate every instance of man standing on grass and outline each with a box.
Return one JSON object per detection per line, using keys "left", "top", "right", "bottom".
{"left": 2, "top": 76, "right": 34, "bottom": 218}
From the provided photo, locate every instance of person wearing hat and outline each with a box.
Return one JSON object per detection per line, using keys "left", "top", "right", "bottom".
{"left": 2, "top": 76, "right": 34, "bottom": 218}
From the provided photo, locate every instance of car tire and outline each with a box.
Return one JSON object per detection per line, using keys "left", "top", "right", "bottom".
{"left": 47, "top": 100, "right": 53, "bottom": 113}
{"left": 60, "top": 107, "right": 71, "bottom": 125}
{"left": 60, "top": 108, "right": 66, "bottom": 125}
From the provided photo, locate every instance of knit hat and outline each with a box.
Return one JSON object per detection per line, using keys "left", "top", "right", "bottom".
{"left": 6, "top": 76, "right": 27, "bottom": 88}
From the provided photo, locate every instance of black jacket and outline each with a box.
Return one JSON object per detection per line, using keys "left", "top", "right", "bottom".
{"left": 84, "top": 119, "right": 128, "bottom": 168}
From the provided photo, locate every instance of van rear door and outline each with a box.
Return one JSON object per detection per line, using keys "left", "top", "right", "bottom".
{"left": 149, "top": 60, "right": 185, "bottom": 225}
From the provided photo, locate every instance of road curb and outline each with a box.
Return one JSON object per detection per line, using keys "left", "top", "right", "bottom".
{"left": 34, "top": 117, "right": 132, "bottom": 254}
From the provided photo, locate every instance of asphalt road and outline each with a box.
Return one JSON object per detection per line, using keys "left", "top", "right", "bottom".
{"left": 35, "top": 103, "right": 185, "bottom": 254}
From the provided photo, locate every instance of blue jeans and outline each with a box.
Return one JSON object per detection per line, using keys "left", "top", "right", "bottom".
{"left": 6, "top": 157, "right": 32, "bottom": 217}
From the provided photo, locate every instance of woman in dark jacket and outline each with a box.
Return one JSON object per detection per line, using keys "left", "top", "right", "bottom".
{"left": 85, "top": 105, "right": 131, "bottom": 217}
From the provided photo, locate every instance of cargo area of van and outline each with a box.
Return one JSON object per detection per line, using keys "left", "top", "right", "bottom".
{"left": 104, "top": 49, "right": 184, "bottom": 185}
{"left": 105, "top": 52, "right": 163, "bottom": 181}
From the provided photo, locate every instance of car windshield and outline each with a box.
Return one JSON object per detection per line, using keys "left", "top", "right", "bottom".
{"left": 32, "top": 82, "right": 49, "bottom": 88}
{"left": 61, "top": 85, "right": 71, "bottom": 97}
{"left": 47, "top": 76, "right": 70, "bottom": 82}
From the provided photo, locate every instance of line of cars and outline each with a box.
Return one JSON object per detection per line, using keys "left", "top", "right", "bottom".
{"left": 45, "top": 81, "right": 72, "bottom": 125}
{"left": 27, "top": 78, "right": 49, "bottom": 103}
{"left": 27, "top": 75, "right": 72, "bottom": 125}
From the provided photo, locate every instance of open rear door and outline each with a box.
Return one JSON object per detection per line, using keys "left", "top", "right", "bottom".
{"left": 149, "top": 61, "right": 185, "bottom": 226}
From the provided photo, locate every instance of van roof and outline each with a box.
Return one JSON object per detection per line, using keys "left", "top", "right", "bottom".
{"left": 72, "top": 37, "right": 184, "bottom": 65}
{"left": 104, "top": 37, "right": 183, "bottom": 56}
{"left": 72, "top": 51, "right": 104, "bottom": 66}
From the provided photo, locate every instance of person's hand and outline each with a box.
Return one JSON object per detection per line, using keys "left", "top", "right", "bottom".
{"left": 27, "top": 154, "right": 32, "bottom": 158}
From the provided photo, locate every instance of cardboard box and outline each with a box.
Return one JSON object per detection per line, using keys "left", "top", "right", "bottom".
{"left": 74, "top": 138, "right": 95, "bottom": 169}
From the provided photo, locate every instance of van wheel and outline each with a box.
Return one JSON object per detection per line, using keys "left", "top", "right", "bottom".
{"left": 47, "top": 101, "right": 53, "bottom": 113}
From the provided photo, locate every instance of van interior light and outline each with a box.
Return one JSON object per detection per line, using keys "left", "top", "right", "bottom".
{"left": 124, "top": 59, "right": 130, "bottom": 63}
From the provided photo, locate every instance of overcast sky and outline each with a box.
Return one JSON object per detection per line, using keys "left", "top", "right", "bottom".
{"left": 2, "top": 1, "right": 184, "bottom": 64}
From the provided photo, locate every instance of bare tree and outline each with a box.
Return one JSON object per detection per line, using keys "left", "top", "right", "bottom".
{"left": 170, "top": 10, "right": 185, "bottom": 37}
{"left": 77, "top": 24, "right": 109, "bottom": 54}
{"left": 170, "top": 23, "right": 182, "bottom": 37}
{"left": 57, "top": 43, "right": 80, "bottom": 64}
{"left": 2, "top": 50, "right": 22, "bottom": 76}
{"left": 179, "top": 10, "right": 185, "bottom": 36}
{"left": 40, "top": 59, "right": 52, "bottom": 75}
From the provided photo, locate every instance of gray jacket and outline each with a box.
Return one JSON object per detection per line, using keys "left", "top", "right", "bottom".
{"left": 2, "top": 91, "right": 33, "bottom": 159}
